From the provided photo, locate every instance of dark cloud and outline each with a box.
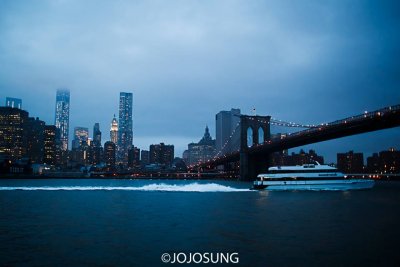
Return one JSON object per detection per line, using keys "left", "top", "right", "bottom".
{"left": 0, "top": 0, "right": 399, "bottom": 161}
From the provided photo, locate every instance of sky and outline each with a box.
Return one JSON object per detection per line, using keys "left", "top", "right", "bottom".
{"left": 0, "top": 0, "right": 399, "bottom": 163}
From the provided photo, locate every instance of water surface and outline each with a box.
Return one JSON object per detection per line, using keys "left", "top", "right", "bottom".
{"left": 0, "top": 179, "right": 399, "bottom": 266}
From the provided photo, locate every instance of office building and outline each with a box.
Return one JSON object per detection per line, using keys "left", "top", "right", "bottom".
{"left": 271, "top": 149, "right": 324, "bottom": 166}
{"left": 379, "top": 148, "right": 400, "bottom": 174}
{"left": 128, "top": 147, "right": 140, "bottom": 168}
{"left": 54, "top": 89, "right": 70, "bottom": 151}
{"left": 44, "top": 125, "right": 57, "bottom": 165}
{"left": 216, "top": 108, "right": 241, "bottom": 155}
{"left": 0, "top": 107, "right": 29, "bottom": 160}
{"left": 337, "top": 151, "right": 364, "bottom": 173}
{"left": 186, "top": 126, "right": 216, "bottom": 166}
{"left": 72, "top": 127, "right": 89, "bottom": 149}
{"left": 141, "top": 150, "right": 150, "bottom": 165}
{"left": 150, "top": 143, "right": 174, "bottom": 167}
{"left": 25, "top": 117, "right": 45, "bottom": 163}
{"left": 5, "top": 97, "right": 22, "bottom": 109}
{"left": 118, "top": 92, "right": 133, "bottom": 164}
{"left": 110, "top": 115, "right": 118, "bottom": 144}
{"left": 93, "top": 123, "right": 101, "bottom": 147}
{"left": 104, "top": 141, "right": 116, "bottom": 168}
{"left": 90, "top": 144, "right": 103, "bottom": 166}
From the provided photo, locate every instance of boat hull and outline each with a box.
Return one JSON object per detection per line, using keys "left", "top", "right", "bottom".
{"left": 253, "top": 179, "right": 375, "bottom": 191}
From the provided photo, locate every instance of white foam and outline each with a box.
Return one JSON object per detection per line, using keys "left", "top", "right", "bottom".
{"left": 0, "top": 183, "right": 250, "bottom": 192}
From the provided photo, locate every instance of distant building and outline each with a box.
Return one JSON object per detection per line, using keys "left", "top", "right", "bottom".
{"left": 89, "top": 123, "right": 102, "bottom": 165}
{"left": 25, "top": 117, "right": 45, "bottom": 164}
{"left": 44, "top": 125, "right": 57, "bottom": 165}
{"left": 0, "top": 107, "right": 29, "bottom": 160}
{"left": 366, "top": 153, "right": 380, "bottom": 173}
{"left": 5, "top": 97, "right": 22, "bottom": 109}
{"left": 186, "top": 126, "right": 216, "bottom": 166}
{"left": 128, "top": 147, "right": 140, "bottom": 168}
{"left": 271, "top": 149, "right": 324, "bottom": 166}
{"left": 70, "top": 127, "right": 90, "bottom": 166}
{"left": 104, "top": 141, "right": 116, "bottom": 168}
{"left": 110, "top": 115, "right": 118, "bottom": 144}
{"left": 379, "top": 148, "right": 400, "bottom": 174}
{"left": 118, "top": 92, "right": 133, "bottom": 165}
{"left": 292, "top": 149, "right": 324, "bottom": 165}
{"left": 72, "top": 127, "right": 89, "bottom": 149}
{"left": 90, "top": 143, "right": 103, "bottom": 166}
{"left": 182, "top": 150, "right": 189, "bottom": 165}
{"left": 337, "top": 151, "right": 364, "bottom": 173}
{"left": 93, "top": 123, "right": 101, "bottom": 147}
{"left": 141, "top": 150, "right": 150, "bottom": 166}
{"left": 216, "top": 108, "right": 241, "bottom": 155}
{"left": 150, "top": 143, "right": 174, "bottom": 167}
{"left": 54, "top": 89, "right": 70, "bottom": 151}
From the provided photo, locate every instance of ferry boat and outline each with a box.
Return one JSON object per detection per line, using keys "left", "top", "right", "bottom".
{"left": 253, "top": 163, "right": 375, "bottom": 190}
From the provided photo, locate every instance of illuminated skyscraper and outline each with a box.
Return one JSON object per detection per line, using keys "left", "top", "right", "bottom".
{"left": 110, "top": 115, "right": 118, "bottom": 144}
{"left": 118, "top": 92, "right": 133, "bottom": 164}
{"left": 0, "top": 107, "right": 29, "bottom": 160}
{"left": 44, "top": 125, "right": 57, "bottom": 165}
{"left": 54, "top": 89, "right": 70, "bottom": 151}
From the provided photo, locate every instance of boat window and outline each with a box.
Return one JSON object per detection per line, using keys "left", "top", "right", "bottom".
{"left": 269, "top": 169, "right": 338, "bottom": 174}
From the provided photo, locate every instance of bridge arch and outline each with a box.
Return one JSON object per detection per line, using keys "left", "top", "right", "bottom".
{"left": 240, "top": 115, "right": 271, "bottom": 151}
{"left": 258, "top": 127, "right": 264, "bottom": 144}
{"left": 240, "top": 115, "right": 271, "bottom": 181}
{"left": 247, "top": 127, "right": 253, "bottom": 147}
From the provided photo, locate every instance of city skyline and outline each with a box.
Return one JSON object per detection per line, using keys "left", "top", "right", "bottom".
{"left": 1, "top": 1, "right": 399, "bottom": 162}
{"left": 1, "top": 90, "right": 399, "bottom": 164}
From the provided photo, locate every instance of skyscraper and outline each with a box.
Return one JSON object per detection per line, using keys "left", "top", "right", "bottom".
{"left": 72, "top": 127, "right": 89, "bottom": 149}
{"left": 44, "top": 125, "right": 57, "bottom": 165}
{"left": 5, "top": 97, "right": 22, "bottom": 109}
{"left": 93, "top": 123, "right": 101, "bottom": 146}
{"left": 215, "top": 108, "right": 241, "bottom": 155}
{"left": 0, "top": 107, "right": 29, "bottom": 160}
{"left": 54, "top": 89, "right": 70, "bottom": 151}
{"left": 110, "top": 115, "right": 118, "bottom": 144}
{"left": 104, "top": 141, "right": 116, "bottom": 168}
{"left": 25, "top": 117, "right": 45, "bottom": 164}
{"left": 118, "top": 92, "right": 133, "bottom": 164}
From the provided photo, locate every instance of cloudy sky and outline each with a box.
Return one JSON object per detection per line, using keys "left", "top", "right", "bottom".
{"left": 0, "top": 0, "right": 399, "bottom": 162}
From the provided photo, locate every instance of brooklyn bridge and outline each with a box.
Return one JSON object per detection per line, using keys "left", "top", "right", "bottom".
{"left": 189, "top": 105, "right": 400, "bottom": 181}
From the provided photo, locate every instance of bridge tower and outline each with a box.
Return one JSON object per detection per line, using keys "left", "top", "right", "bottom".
{"left": 239, "top": 115, "right": 271, "bottom": 181}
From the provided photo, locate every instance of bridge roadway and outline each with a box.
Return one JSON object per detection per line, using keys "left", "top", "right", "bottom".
{"left": 195, "top": 104, "right": 400, "bottom": 170}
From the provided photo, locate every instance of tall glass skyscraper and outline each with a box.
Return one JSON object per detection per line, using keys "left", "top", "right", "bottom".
{"left": 118, "top": 92, "right": 133, "bottom": 164}
{"left": 54, "top": 89, "right": 70, "bottom": 151}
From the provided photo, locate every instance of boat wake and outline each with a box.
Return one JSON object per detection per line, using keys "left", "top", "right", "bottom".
{"left": 0, "top": 183, "right": 250, "bottom": 192}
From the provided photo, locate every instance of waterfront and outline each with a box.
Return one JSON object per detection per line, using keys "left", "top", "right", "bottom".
{"left": 0, "top": 179, "right": 399, "bottom": 266}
